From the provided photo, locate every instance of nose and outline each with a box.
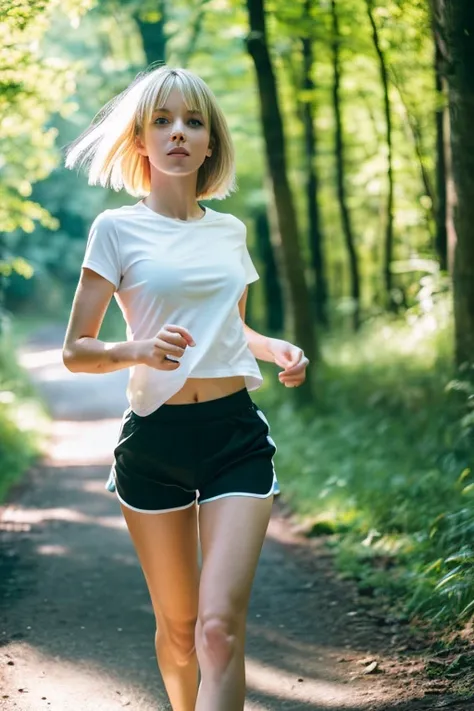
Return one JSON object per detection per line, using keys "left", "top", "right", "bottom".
{"left": 170, "top": 123, "right": 186, "bottom": 144}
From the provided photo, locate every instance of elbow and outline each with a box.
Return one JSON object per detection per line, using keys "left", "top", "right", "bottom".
{"left": 62, "top": 346, "right": 80, "bottom": 373}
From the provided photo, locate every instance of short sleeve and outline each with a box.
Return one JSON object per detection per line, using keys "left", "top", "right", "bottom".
{"left": 81, "top": 211, "right": 121, "bottom": 290}
{"left": 242, "top": 230, "right": 260, "bottom": 285}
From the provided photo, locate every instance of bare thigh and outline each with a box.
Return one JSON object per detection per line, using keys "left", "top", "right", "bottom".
{"left": 198, "top": 495, "right": 274, "bottom": 622}
{"left": 120, "top": 502, "right": 200, "bottom": 631}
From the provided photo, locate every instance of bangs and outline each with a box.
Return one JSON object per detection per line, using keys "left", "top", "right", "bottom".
{"left": 136, "top": 70, "right": 211, "bottom": 134}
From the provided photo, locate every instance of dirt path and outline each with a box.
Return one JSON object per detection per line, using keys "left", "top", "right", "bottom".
{"left": 0, "top": 326, "right": 471, "bottom": 710}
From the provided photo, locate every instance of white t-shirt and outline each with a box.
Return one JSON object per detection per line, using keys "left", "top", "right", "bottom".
{"left": 81, "top": 200, "right": 263, "bottom": 416}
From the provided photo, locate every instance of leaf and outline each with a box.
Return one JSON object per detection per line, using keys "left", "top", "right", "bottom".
{"left": 459, "top": 598, "right": 474, "bottom": 618}
{"left": 445, "top": 550, "right": 474, "bottom": 564}
{"left": 435, "top": 566, "right": 463, "bottom": 590}
{"left": 424, "top": 558, "right": 444, "bottom": 574}
{"left": 458, "top": 468, "right": 471, "bottom": 484}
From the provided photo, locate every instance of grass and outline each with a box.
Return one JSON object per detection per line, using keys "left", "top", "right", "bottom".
{"left": 254, "top": 297, "right": 474, "bottom": 628}
{"left": 0, "top": 314, "right": 50, "bottom": 504}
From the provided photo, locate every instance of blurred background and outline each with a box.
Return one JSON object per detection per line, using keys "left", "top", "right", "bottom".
{"left": 1, "top": 0, "right": 473, "bottom": 641}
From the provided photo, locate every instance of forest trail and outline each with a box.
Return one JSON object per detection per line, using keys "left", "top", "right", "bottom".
{"left": 0, "top": 325, "right": 470, "bottom": 710}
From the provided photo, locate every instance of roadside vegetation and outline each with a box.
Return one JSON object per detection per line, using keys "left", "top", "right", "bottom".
{"left": 257, "top": 296, "right": 474, "bottom": 632}
{"left": 0, "top": 318, "right": 50, "bottom": 504}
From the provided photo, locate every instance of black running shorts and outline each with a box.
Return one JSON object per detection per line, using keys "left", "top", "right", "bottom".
{"left": 106, "top": 388, "right": 278, "bottom": 513}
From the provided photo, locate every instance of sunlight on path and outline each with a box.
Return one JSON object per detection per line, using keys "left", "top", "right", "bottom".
{"left": 45, "top": 418, "right": 123, "bottom": 467}
{"left": 1, "top": 643, "right": 363, "bottom": 711}
{"left": 19, "top": 347, "right": 73, "bottom": 373}
{"left": 0, "top": 503, "right": 125, "bottom": 532}
{"left": 1, "top": 642, "right": 160, "bottom": 710}
{"left": 246, "top": 657, "right": 364, "bottom": 707}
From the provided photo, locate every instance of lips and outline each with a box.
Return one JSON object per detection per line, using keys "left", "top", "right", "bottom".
{"left": 167, "top": 148, "right": 189, "bottom": 156}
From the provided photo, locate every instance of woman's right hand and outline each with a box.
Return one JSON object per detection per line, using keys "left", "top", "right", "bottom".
{"left": 135, "top": 325, "right": 196, "bottom": 370}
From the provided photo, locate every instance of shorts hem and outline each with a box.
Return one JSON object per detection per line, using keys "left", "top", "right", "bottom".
{"left": 115, "top": 489, "right": 196, "bottom": 514}
{"left": 198, "top": 480, "right": 275, "bottom": 505}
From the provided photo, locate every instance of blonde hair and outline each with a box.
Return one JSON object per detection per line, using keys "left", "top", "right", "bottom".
{"left": 64, "top": 64, "right": 236, "bottom": 200}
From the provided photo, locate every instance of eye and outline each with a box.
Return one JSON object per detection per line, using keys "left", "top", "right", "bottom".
{"left": 153, "top": 116, "right": 204, "bottom": 127}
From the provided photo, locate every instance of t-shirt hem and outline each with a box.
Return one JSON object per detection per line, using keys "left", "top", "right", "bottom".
{"left": 188, "top": 368, "right": 262, "bottom": 379}
{"left": 246, "top": 274, "right": 260, "bottom": 284}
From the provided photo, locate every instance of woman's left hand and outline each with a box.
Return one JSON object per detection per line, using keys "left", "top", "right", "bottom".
{"left": 268, "top": 338, "right": 309, "bottom": 388}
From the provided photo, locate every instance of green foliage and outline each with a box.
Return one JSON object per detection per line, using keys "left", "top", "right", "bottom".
{"left": 0, "top": 257, "right": 34, "bottom": 279}
{"left": 0, "top": 403, "right": 37, "bottom": 503}
{"left": 2, "top": 0, "right": 441, "bottom": 326}
{"left": 255, "top": 298, "right": 473, "bottom": 626}
{"left": 0, "top": 0, "right": 93, "bottom": 234}
{"left": 0, "top": 326, "right": 48, "bottom": 503}
{"left": 0, "top": 3, "right": 118, "bottom": 314}
{"left": 0, "top": 0, "right": 94, "bottom": 322}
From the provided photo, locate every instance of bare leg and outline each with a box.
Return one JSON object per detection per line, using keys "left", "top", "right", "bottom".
{"left": 195, "top": 495, "right": 274, "bottom": 711}
{"left": 120, "top": 502, "right": 200, "bottom": 711}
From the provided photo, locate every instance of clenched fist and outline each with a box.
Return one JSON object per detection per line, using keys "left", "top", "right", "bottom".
{"left": 135, "top": 324, "right": 196, "bottom": 371}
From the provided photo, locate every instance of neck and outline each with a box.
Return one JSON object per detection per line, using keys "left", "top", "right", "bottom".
{"left": 146, "top": 170, "right": 203, "bottom": 221}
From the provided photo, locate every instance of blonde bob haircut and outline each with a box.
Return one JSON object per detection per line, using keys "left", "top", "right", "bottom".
{"left": 64, "top": 64, "right": 236, "bottom": 200}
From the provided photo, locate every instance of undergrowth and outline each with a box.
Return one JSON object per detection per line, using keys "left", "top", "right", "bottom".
{"left": 0, "top": 315, "right": 49, "bottom": 503}
{"left": 255, "top": 297, "right": 474, "bottom": 628}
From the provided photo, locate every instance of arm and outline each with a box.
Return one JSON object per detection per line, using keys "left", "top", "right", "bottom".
{"left": 238, "top": 286, "right": 274, "bottom": 362}
{"left": 243, "top": 323, "right": 275, "bottom": 362}
{"left": 62, "top": 268, "right": 141, "bottom": 373}
{"left": 63, "top": 213, "right": 141, "bottom": 373}
{"left": 237, "top": 286, "right": 270, "bottom": 361}
{"left": 63, "top": 269, "right": 194, "bottom": 374}
{"left": 238, "top": 286, "right": 310, "bottom": 387}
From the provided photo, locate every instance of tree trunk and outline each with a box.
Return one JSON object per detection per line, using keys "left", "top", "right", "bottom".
{"left": 134, "top": 0, "right": 167, "bottom": 65}
{"left": 331, "top": 0, "right": 360, "bottom": 330}
{"left": 0, "top": 235, "right": 6, "bottom": 337}
{"left": 443, "top": 1, "right": 474, "bottom": 367}
{"left": 390, "top": 69, "right": 436, "bottom": 244}
{"left": 246, "top": 0, "right": 317, "bottom": 372}
{"left": 366, "top": 0, "right": 395, "bottom": 311}
{"left": 435, "top": 69, "right": 449, "bottom": 274}
{"left": 302, "top": 0, "right": 328, "bottom": 327}
{"left": 254, "top": 209, "right": 285, "bottom": 334}
{"left": 432, "top": 9, "right": 449, "bottom": 272}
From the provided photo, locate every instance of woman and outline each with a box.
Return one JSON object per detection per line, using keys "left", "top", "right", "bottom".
{"left": 62, "top": 64, "right": 309, "bottom": 711}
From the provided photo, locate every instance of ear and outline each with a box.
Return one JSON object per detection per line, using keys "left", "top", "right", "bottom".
{"left": 134, "top": 134, "right": 148, "bottom": 157}
{"left": 206, "top": 137, "right": 214, "bottom": 158}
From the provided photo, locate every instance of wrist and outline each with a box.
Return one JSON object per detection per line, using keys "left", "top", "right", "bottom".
{"left": 265, "top": 336, "right": 277, "bottom": 362}
{"left": 128, "top": 340, "right": 144, "bottom": 364}
{"left": 108, "top": 340, "right": 142, "bottom": 365}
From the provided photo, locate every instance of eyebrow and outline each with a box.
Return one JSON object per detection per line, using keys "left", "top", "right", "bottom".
{"left": 152, "top": 107, "right": 203, "bottom": 115}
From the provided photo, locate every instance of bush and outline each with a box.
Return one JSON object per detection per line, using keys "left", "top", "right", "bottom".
{"left": 255, "top": 298, "right": 474, "bottom": 627}
{"left": 0, "top": 318, "right": 49, "bottom": 503}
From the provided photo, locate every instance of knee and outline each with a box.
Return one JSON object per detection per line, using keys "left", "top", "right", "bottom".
{"left": 195, "top": 614, "right": 240, "bottom": 671}
{"left": 156, "top": 617, "right": 197, "bottom": 668}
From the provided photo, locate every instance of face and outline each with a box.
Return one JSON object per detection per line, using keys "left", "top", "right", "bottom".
{"left": 135, "top": 87, "right": 212, "bottom": 177}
